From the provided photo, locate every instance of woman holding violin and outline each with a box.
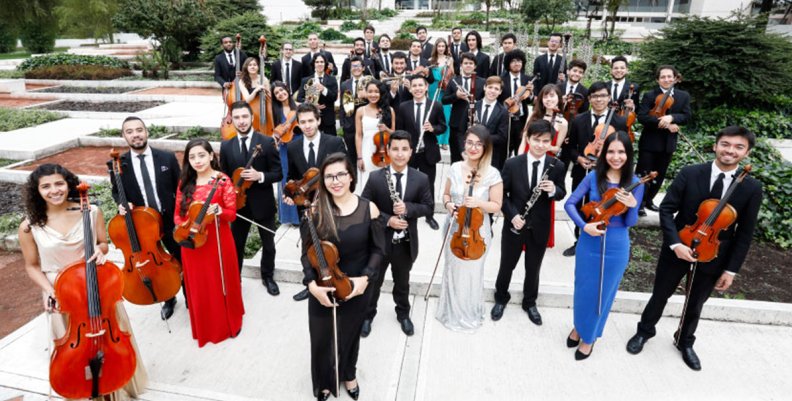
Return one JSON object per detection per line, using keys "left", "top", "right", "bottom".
{"left": 354, "top": 79, "right": 394, "bottom": 194}
{"left": 19, "top": 164, "right": 148, "bottom": 399}
{"left": 272, "top": 80, "right": 302, "bottom": 225}
{"left": 428, "top": 38, "right": 453, "bottom": 150}
{"left": 174, "top": 139, "right": 244, "bottom": 347}
{"left": 436, "top": 125, "right": 503, "bottom": 332}
{"left": 563, "top": 131, "right": 643, "bottom": 360}
{"left": 300, "top": 152, "right": 385, "bottom": 401}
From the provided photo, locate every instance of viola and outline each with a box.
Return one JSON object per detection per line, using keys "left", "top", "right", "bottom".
{"left": 649, "top": 82, "right": 676, "bottom": 118}
{"left": 581, "top": 172, "right": 657, "bottom": 227}
{"left": 284, "top": 167, "right": 321, "bottom": 207}
{"left": 232, "top": 144, "right": 263, "bottom": 209}
{"left": 303, "top": 207, "right": 353, "bottom": 299}
{"left": 273, "top": 110, "right": 297, "bottom": 146}
{"left": 583, "top": 102, "right": 619, "bottom": 162}
{"left": 221, "top": 34, "right": 242, "bottom": 140}
{"left": 371, "top": 111, "right": 391, "bottom": 168}
{"left": 173, "top": 176, "right": 226, "bottom": 249}
{"left": 678, "top": 165, "right": 752, "bottom": 262}
{"left": 505, "top": 74, "right": 540, "bottom": 115}
{"left": 618, "top": 83, "right": 637, "bottom": 142}
{"left": 50, "top": 182, "right": 136, "bottom": 399}
{"left": 449, "top": 169, "right": 486, "bottom": 260}
{"left": 107, "top": 151, "right": 181, "bottom": 305}
{"left": 255, "top": 35, "right": 275, "bottom": 136}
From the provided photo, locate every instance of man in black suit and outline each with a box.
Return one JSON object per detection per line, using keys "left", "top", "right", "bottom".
{"left": 396, "top": 76, "right": 447, "bottom": 231}
{"left": 219, "top": 101, "right": 283, "bottom": 296}
{"left": 562, "top": 82, "right": 627, "bottom": 256}
{"left": 214, "top": 36, "right": 247, "bottom": 89}
{"left": 443, "top": 52, "right": 485, "bottom": 163}
{"left": 489, "top": 33, "right": 517, "bottom": 78}
{"left": 269, "top": 42, "right": 302, "bottom": 95}
{"left": 608, "top": 56, "right": 640, "bottom": 115}
{"left": 363, "top": 25, "right": 379, "bottom": 59}
{"left": 557, "top": 59, "right": 590, "bottom": 116}
{"left": 475, "top": 76, "right": 509, "bottom": 169}
{"left": 285, "top": 103, "right": 348, "bottom": 302}
{"left": 532, "top": 33, "right": 564, "bottom": 96}
{"left": 465, "top": 30, "right": 491, "bottom": 78}
{"left": 386, "top": 52, "right": 413, "bottom": 110}
{"left": 499, "top": 50, "right": 535, "bottom": 158}
{"left": 339, "top": 57, "right": 368, "bottom": 166}
{"left": 406, "top": 40, "right": 431, "bottom": 75}
{"left": 372, "top": 34, "right": 394, "bottom": 77}
{"left": 626, "top": 126, "right": 763, "bottom": 371}
{"left": 416, "top": 26, "right": 434, "bottom": 60}
{"left": 300, "top": 33, "right": 338, "bottom": 78}
{"left": 297, "top": 53, "right": 339, "bottom": 136}
{"left": 492, "top": 120, "right": 567, "bottom": 324}
{"left": 636, "top": 65, "right": 692, "bottom": 215}
{"left": 449, "top": 27, "right": 469, "bottom": 73}
{"left": 341, "top": 37, "right": 375, "bottom": 82}
{"left": 360, "top": 131, "right": 434, "bottom": 337}
{"left": 110, "top": 116, "right": 182, "bottom": 320}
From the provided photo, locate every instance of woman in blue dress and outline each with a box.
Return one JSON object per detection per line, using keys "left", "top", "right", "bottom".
{"left": 428, "top": 38, "right": 452, "bottom": 150}
{"left": 271, "top": 81, "right": 301, "bottom": 225}
{"left": 564, "top": 131, "right": 644, "bottom": 360}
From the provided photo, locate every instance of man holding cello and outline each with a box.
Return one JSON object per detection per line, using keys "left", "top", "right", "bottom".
{"left": 626, "top": 126, "right": 763, "bottom": 371}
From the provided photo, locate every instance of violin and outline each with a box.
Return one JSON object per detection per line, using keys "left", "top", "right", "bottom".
{"left": 50, "top": 182, "right": 136, "bottom": 399}
{"left": 255, "top": 35, "right": 275, "bottom": 136}
{"left": 449, "top": 169, "right": 486, "bottom": 261}
{"left": 232, "top": 144, "right": 263, "bottom": 209}
{"left": 618, "top": 83, "right": 637, "bottom": 142}
{"left": 107, "top": 151, "right": 181, "bottom": 305}
{"left": 649, "top": 82, "right": 676, "bottom": 118}
{"left": 173, "top": 176, "right": 226, "bottom": 249}
{"left": 581, "top": 171, "right": 657, "bottom": 227}
{"left": 583, "top": 102, "right": 619, "bottom": 162}
{"left": 562, "top": 91, "right": 585, "bottom": 122}
{"left": 284, "top": 167, "right": 321, "bottom": 207}
{"left": 221, "top": 34, "right": 242, "bottom": 140}
{"left": 505, "top": 74, "right": 540, "bottom": 115}
{"left": 273, "top": 110, "right": 297, "bottom": 146}
{"left": 303, "top": 206, "right": 353, "bottom": 299}
{"left": 678, "top": 165, "right": 752, "bottom": 262}
{"left": 371, "top": 111, "right": 391, "bottom": 168}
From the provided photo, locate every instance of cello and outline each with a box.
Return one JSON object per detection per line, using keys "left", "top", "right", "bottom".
{"left": 50, "top": 183, "right": 136, "bottom": 399}
{"left": 371, "top": 111, "right": 391, "bottom": 168}
{"left": 221, "top": 34, "right": 242, "bottom": 140}
{"left": 583, "top": 102, "right": 619, "bottom": 163}
{"left": 107, "top": 151, "right": 181, "bottom": 305}
{"left": 283, "top": 167, "right": 320, "bottom": 207}
{"left": 449, "top": 169, "right": 486, "bottom": 261}
{"left": 256, "top": 35, "right": 275, "bottom": 136}
{"left": 173, "top": 176, "right": 226, "bottom": 249}
{"left": 581, "top": 171, "right": 657, "bottom": 227}
{"left": 232, "top": 144, "right": 262, "bottom": 209}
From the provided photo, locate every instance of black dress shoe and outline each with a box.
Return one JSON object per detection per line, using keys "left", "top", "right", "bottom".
{"left": 566, "top": 331, "right": 580, "bottom": 348}
{"left": 562, "top": 243, "right": 576, "bottom": 257}
{"left": 490, "top": 303, "right": 506, "bottom": 321}
{"left": 263, "top": 278, "right": 280, "bottom": 296}
{"left": 161, "top": 298, "right": 176, "bottom": 320}
{"left": 426, "top": 216, "right": 439, "bottom": 230}
{"left": 361, "top": 319, "right": 372, "bottom": 338}
{"left": 575, "top": 343, "right": 595, "bottom": 361}
{"left": 346, "top": 384, "right": 360, "bottom": 400}
{"left": 399, "top": 318, "right": 415, "bottom": 336}
{"left": 293, "top": 288, "right": 310, "bottom": 301}
{"left": 317, "top": 390, "right": 330, "bottom": 401}
{"left": 646, "top": 202, "right": 660, "bottom": 212}
{"left": 525, "top": 306, "right": 542, "bottom": 325}
{"left": 626, "top": 334, "right": 649, "bottom": 354}
{"left": 679, "top": 346, "right": 702, "bottom": 371}
{"left": 638, "top": 207, "right": 647, "bottom": 217}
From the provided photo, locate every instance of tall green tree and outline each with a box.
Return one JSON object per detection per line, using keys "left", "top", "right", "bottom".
{"left": 0, "top": 0, "right": 59, "bottom": 53}
{"left": 304, "top": 0, "right": 335, "bottom": 21}
{"left": 520, "top": 0, "right": 576, "bottom": 32}
{"left": 604, "top": 0, "right": 629, "bottom": 39}
{"left": 56, "top": 0, "right": 119, "bottom": 42}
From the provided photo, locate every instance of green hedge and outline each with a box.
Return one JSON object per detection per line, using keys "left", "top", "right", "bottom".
{"left": 692, "top": 105, "right": 792, "bottom": 139}
{"left": 319, "top": 28, "right": 346, "bottom": 41}
{"left": 0, "top": 108, "right": 64, "bottom": 132}
{"left": 24, "top": 65, "right": 133, "bottom": 80}
{"left": 17, "top": 54, "right": 130, "bottom": 72}
{"left": 0, "top": 20, "right": 15, "bottom": 54}
{"left": 199, "top": 11, "right": 282, "bottom": 63}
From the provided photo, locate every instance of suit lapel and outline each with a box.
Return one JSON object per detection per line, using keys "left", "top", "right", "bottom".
{"left": 698, "top": 163, "right": 712, "bottom": 200}
{"left": 122, "top": 152, "right": 144, "bottom": 202}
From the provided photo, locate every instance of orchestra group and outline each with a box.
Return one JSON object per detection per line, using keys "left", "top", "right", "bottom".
{"left": 17, "top": 25, "right": 763, "bottom": 401}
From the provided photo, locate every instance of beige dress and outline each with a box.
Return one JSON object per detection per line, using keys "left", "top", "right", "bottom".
{"left": 29, "top": 205, "right": 148, "bottom": 400}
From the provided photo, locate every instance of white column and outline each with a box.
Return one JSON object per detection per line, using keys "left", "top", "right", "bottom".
{"left": 666, "top": 0, "right": 676, "bottom": 22}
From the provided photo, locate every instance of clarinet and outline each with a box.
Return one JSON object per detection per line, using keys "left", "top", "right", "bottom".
{"left": 510, "top": 159, "right": 555, "bottom": 234}
{"left": 385, "top": 168, "right": 409, "bottom": 242}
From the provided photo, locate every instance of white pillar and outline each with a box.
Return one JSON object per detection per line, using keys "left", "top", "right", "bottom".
{"left": 666, "top": 0, "right": 676, "bottom": 22}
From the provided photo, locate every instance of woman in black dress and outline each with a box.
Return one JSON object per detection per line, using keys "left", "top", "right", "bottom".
{"left": 301, "top": 152, "right": 385, "bottom": 401}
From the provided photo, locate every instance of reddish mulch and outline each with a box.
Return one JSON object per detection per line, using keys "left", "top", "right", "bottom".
{"left": 25, "top": 83, "right": 59, "bottom": 91}
{"left": 0, "top": 94, "right": 56, "bottom": 108}
{"left": 132, "top": 87, "right": 221, "bottom": 96}
{"left": 0, "top": 251, "right": 43, "bottom": 339}
{"left": 14, "top": 146, "right": 185, "bottom": 177}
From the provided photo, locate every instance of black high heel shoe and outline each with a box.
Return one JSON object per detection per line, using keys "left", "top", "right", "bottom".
{"left": 316, "top": 390, "right": 330, "bottom": 401}
{"left": 346, "top": 384, "right": 360, "bottom": 400}
{"left": 575, "top": 342, "right": 595, "bottom": 361}
{"left": 566, "top": 330, "right": 580, "bottom": 348}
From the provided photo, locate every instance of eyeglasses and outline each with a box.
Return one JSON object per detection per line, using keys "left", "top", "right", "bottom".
{"left": 283, "top": 48, "right": 293, "bottom": 51}
{"left": 590, "top": 94, "right": 610, "bottom": 99}
{"left": 324, "top": 171, "right": 350, "bottom": 182}
{"left": 465, "top": 140, "right": 484, "bottom": 149}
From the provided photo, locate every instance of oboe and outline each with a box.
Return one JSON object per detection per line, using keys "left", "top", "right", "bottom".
{"left": 385, "top": 168, "right": 409, "bottom": 242}
{"left": 510, "top": 161, "right": 554, "bottom": 235}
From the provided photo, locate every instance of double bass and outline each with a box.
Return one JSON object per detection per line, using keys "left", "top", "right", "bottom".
{"left": 581, "top": 172, "right": 658, "bottom": 227}
{"left": 449, "top": 169, "right": 486, "bottom": 260}
{"left": 50, "top": 183, "right": 136, "bottom": 399}
{"left": 107, "top": 151, "right": 181, "bottom": 305}
{"left": 232, "top": 144, "right": 263, "bottom": 209}
{"left": 255, "top": 35, "right": 275, "bottom": 136}
{"left": 221, "top": 34, "right": 242, "bottom": 140}
{"left": 173, "top": 176, "right": 225, "bottom": 249}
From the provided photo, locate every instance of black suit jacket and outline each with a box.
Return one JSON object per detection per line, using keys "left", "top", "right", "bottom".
{"left": 501, "top": 154, "right": 566, "bottom": 243}
{"left": 286, "top": 134, "right": 347, "bottom": 181}
{"left": 420, "top": 41, "right": 434, "bottom": 61}
{"left": 296, "top": 75, "right": 339, "bottom": 133}
{"left": 396, "top": 99, "right": 447, "bottom": 164}
{"left": 109, "top": 148, "right": 182, "bottom": 231}
{"left": 300, "top": 50, "right": 338, "bottom": 78}
{"left": 532, "top": 52, "right": 563, "bottom": 95}
{"left": 387, "top": 78, "right": 414, "bottom": 111}
{"left": 269, "top": 59, "right": 302, "bottom": 94}
{"left": 340, "top": 56, "right": 375, "bottom": 83}
{"left": 219, "top": 132, "right": 282, "bottom": 220}
{"left": 475, "top": 100, "right": 509, "bottom": 169}
{"left": 471, "top": 51, "right": 491, "bottom": 78}
{"left": 442, "top": 75, "right": 485, "bottom": 129}
{"left": 557, "top": 80, "right": 590, "bottom": 115}
{"left": 364, "top": 40, "right": 379, "bottom": 59}
{"left": 371, "top": 51, "right": 393, "bottom": 77}
{"left": 339, "top": 78, "right": 367, "bottom": 132}
{"left": 214, "top": 51, "right": 247, "bottom": 88}
{"left": 489, "top": 53, "right": 510, "bottom": 78}
{"left": 608, "top": 79, "right": 640, "bottom": 110}
{"left": 361, "top": 167, "right": 433, "bottom": 261}
{"left": 567, "top": 110, "right": 628, "bottom": 172}
{"left": 499, "top": 72, "right": 535, "bottom": 118}
{"left": 637, "top": 87, "right": 692, "bottom": 153}
{"left": 658, "top": 163, "right": 762, "bottom": 275}
{"left": 449, "top": 41, "right": 469, "bottom": 73}
{"left": 405, "top": 56, "right": 435, "bottom": 84}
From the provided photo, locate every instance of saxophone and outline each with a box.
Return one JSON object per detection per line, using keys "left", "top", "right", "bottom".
{"left": 385, "top": 168, "right": 409, "bottom": 243}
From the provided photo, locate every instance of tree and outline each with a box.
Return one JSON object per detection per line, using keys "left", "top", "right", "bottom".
{"left": 0, "top": 0, "right": 59, "bottom": 53}
{"left": 0, "top": 20, "right": 16, "bottom": 53}
{"left": 483, "top": 0, "right": 507, "bottom": 31}
{"left": 632, "top": 16, "right": 792, "bottom": 111}
{"left": 204, "top": 0, "right": 261, "bottom": 23}
{"left": 520, "top": 0, "right": 577, "bottom": 32}
{"left": 304, "top": 0, "right": 335, "bottom": 21}
{"left": 603, "top": 0, "right": 629, "bottom": 39}
{"left": 199, "top": 12, "right": 283, "bottom": 64}
{"left": 56, "top": 0, "right": 119, "bottom": 42}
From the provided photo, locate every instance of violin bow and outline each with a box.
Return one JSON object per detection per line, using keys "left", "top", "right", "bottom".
{"left": 213, "top": 213, "right": 235, "bottom": 338}
{"left": 424, "top": 217, "right": 454, "bottom": 301}
{"left": 675, "top": 259, "right": 698, "bottom": 347}
{"left": 598, "top": 229, "right": 606, "bottom": 316}
{"left": 678, "top": 129, "right": 708, "bottom": 164}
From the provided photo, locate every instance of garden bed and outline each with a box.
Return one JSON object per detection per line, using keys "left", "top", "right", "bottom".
{"left": 33, "top": 86, "right": 143, "bottom": 94}
{"left": 0, "top": 95, "right": 57, "bottom": 109}
{"left": 12, "top": 146, "right": 185, "bottom": 177}
{"left": 35, "top": 100, "right": 165, "bottom": 113}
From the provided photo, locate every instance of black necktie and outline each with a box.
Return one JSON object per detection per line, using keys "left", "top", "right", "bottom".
{"left": 228, "top": 52, "right": 234, "bottom": 66}
{"left": 137, "top": 154, "right": 159, "bottom": 212}
{"left": 413, "top": 60, "right": 418, "bottom": 70}
{"left": 710, "top": 172, "right": 725, "bottom": 199}
{"left": 592, "top": 114, "right": 602, "bottom": 128}
{"left": 464, "top": 77, "right": 469, "bottom": 92}
{"left": 384, "top": 54, "right": 390, "bottom": 73}
{"left": 530, "top": 160, "right": 540, "bottom": 190}
{"left": 415, "top": 102, "right": 423, "bottom": 133}
{"left": 481, "top": 103, "right": 490, "bottom": 125}
{"left": 240, "top": 136, "right": 249, "bottom": 162}
{"left": 395, "top": 172, "right": 403, "bottom": 198}
{"left": 612, "top": 82, "right": 619, "bottom": 101}
{"left": 513, "top": 77, "right": 519, "bottom": 95}
{"left": 308, "top": 142, "right": 316, "bottom": 167}
{"left": 549, "top": 54, "right": 555, "bottom": 68}
{"left": 285, "top": 62, "right": 291, "bottom": 93}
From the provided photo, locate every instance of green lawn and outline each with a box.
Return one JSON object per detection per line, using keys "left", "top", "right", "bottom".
{"left": 0, "top": 47, "right": 69, "bottom": 60}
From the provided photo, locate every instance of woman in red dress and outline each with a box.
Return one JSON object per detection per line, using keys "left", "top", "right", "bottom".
{"left": 519, "top": 84, "right": 568, "bottom": 247}
{"left": 174, "top": 139, "right": 244, "bottom": 347}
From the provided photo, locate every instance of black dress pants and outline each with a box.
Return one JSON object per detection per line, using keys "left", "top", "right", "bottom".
{"left": 636, "top": 149, "right": 673, "bottom": 207}
{"left": 367, "top": 241, "right": 413, "bottom": 320}
{"left": 494, "top": 226, "right": 549, "bottom": 309}
{"left": 230, "top": 207, "right": 276, "bottom": 279}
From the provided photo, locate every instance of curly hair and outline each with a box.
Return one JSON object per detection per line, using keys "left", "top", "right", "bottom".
{"left": 23, "top": 164, "right": 80, "bottom": 229}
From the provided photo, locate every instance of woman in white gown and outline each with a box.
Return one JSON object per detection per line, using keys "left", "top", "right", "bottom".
{"left": 355, "top": 79, "right": 395, "bottom": 194}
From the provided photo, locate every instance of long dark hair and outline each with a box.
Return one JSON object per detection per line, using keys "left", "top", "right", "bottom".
{"left": 595, "top": 131, "right": 634, "bottom": 195}
{"left": 271, "top": 80, "right": 297, "bottom": 123}
{"left": 526, "top": 84, "right": 563, "bottom": 131}
{"left": 241, "top": 57, "right": 259, "bottom": 91}
{"left": 366, "top": 80, "right": 392, "bottom": 127}
{"left": 313, "top": 152, "right": 356, "bottom": 240}
{"left": 23, "top": 164, "right": 80, "bottom": 228}
{"left": 178, "top": 139, "right": 221, "bottom": 217}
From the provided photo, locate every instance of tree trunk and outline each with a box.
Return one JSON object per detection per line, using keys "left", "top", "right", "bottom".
{"left": 609, "top": 9, "right": 617, "bottom": 38}
{"left": 485, "top": 2, "right": 491, "bottom": 30}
